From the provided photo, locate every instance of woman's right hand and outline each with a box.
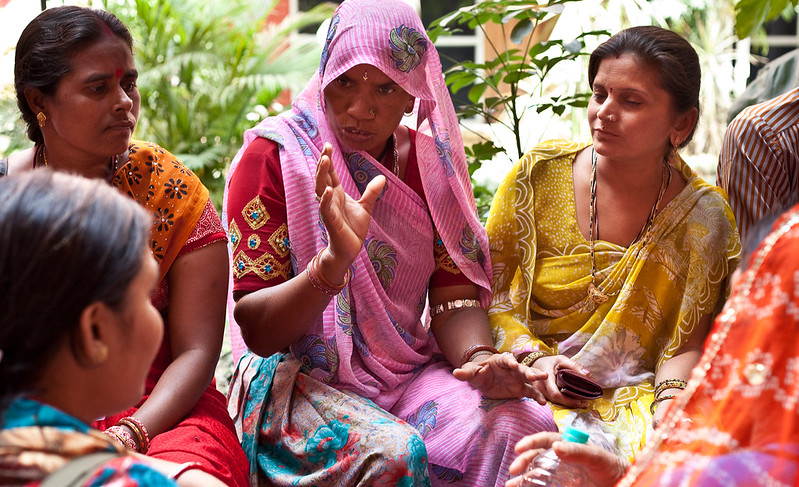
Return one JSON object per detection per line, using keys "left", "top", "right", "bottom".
{"left": 314, "top": 143, "right": 385, "bottom": 273}
{"left": 506, "top": 432, "right": 629, "bottom": 487}
{"left": 530, "top": 355, "right": 594, "bottom": 408}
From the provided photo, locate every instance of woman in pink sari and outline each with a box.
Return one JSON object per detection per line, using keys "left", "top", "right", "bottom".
{"left": 223, "top": 0, "right": 557, "bottom": 485}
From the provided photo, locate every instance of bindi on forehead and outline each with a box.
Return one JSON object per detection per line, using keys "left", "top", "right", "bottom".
{"left": 116, "top": 68, "right": 123, "bottom": 78}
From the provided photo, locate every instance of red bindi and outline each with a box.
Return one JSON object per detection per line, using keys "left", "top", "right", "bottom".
{"left": 115, "top": 68, "right": 122, "bottom": 78}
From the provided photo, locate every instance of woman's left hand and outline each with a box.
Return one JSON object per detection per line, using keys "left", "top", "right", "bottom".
{"left": 453, "top": 352, "right": 548, "bottom": 403}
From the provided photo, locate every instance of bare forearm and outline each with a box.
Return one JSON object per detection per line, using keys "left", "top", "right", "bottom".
{"left": 429, "top": 284, "right": 493, "bottom": 367}
{"left": 432, "top": 309, "right": 493, "bottom": 367}
{"left": 134, "top": 348, "right": 217, "bottom": 437}
{"left": 234, "top": 274, "right": 336, "bottom": 356}
{"left": 132, "top": 243, "right": 226, "bottom": 437}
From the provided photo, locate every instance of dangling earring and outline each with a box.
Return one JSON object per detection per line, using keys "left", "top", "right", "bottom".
{"left": 670, "top": 136, "right": 682, "bottom": 163}
{"left": 37, "top": 111, "right": 46, "bottom": 128}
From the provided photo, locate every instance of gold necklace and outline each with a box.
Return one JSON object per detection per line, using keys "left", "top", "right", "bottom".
{"left": 587, "top": 149, "right": 671, "bottom": 304}
{"left": 37, "top": 145, "right": 120, "bottom": 181}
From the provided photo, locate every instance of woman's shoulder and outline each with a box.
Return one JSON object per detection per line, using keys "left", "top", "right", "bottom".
{"left": 229, "top": 137, "right": 283, "bottom": 189}
{"left": 127, "top": 140, "right": 204, "bottom": 185}
{"left": 513, "top": 139, "right": 586, "bottom": 185}
{"left": 128, "top": 140, "right": 181, "bottom": 166}
{"left": 522, "top": 139, "right": 587, "bottom": 163}
{"left": 5, "top": 147, "right": 36, "bottom": 174}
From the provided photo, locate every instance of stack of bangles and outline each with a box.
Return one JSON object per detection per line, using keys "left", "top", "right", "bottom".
{"left": 306, "top": 248, "right": 351, "bottom": 296}
{"left": 104, "top": 416, "right": 150, "bottom": 454}
{"left": 460, "top": 344, "right": 498, "bottom": 366}
{"left": 650, "top": 378, "right": 687, "bottom": 415}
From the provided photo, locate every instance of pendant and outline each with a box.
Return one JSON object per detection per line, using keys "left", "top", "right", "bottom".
{"left": 587, "top": 282, "right": 608, "bottom": 304}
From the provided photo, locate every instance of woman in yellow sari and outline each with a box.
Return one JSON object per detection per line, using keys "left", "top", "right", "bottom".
{"left": 486, "top": 26, "right": 740, "bottom": 459}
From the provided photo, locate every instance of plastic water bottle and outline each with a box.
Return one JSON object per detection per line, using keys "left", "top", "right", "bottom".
{"left": 522, "top": 426, "right": 590, "bottom": 487}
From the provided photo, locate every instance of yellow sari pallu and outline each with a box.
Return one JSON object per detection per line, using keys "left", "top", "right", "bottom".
{"left": 486, "top": 140, "right": 740, "bottom": 459}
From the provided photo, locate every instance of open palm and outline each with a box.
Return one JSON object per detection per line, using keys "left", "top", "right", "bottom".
{"left": 315, "top": 143, "right": 385, "bottom": 265}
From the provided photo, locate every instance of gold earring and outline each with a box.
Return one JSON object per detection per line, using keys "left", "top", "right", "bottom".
{"left": 95, "top": 344, "right": 108, "bottom": 364}
{"left": 37, "top": 111, "right": 46, "bottom": 128}
{"left": 670, "top": 136, "right": 681, "bottom": 162}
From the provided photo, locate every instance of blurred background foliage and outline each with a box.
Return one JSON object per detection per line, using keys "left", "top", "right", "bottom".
{"left": 1, "top": 0, "right": 797, "bottom": 214}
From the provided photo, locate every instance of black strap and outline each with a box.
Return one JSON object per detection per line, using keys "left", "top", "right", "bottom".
{"left": 41, "top": 451, "right": 120, "bottom": 487}
{"left": 0, "top": 158, "right": 7, "bottom": 177}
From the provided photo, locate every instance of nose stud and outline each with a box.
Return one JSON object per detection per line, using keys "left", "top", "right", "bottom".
{"left": 369, "top": 108, "right": 376, "bottom": 116}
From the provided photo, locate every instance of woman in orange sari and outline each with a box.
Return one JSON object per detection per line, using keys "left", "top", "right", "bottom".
{"left": 4, "top": 6, "right": 248, "bottom": 485}
{"left": 506, "top": 201, "right": 799, "bottom": 486}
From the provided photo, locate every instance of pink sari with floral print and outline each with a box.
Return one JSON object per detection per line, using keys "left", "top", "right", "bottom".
{"left": 223, "top": 1, "right": 556, "bottom": 485}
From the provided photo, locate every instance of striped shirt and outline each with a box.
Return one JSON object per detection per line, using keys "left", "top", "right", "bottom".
{"left": 717, "top": 86, "right": 799, "bottom": 241}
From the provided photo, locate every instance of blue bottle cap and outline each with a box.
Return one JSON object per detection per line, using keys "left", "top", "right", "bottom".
{"left": 562, "top": 426, "right": 589, "bottom": 444}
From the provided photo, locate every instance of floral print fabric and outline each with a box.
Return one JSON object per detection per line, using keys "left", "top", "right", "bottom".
{"left": 228, "top": 354, "right": 429, "bottom": 486}
{"left": 112, "top": 140, "right": 209, "bottom": 284}
{"left": 486, "top": 140, "right": 741, "bottom": 458}
{"left": 222, "top": 0, "right": 559, "bottom": 483}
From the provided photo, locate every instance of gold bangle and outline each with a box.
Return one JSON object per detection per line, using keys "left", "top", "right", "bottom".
{"left": 654, "top": 379, "right": 687, "bottom": 399}
{"left": 430, "top": 298, "right": 481, "bottom": 318}
{"left": 650, "top": 394, "right": 677, "bottom": 415}
{"left": 520, "top": 350, "right": 550, "bottom": 367}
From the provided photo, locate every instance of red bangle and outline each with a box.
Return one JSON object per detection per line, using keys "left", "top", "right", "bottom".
{"left": 104, "top": 425, "right": 137, "bottom": 451}
{"left": 306, "top": 248, "right": 350, "bottom": 296}
{"left": 461, "top": 344, "right": 498, "bottom": 366}
{"left": 116, "top": 416, "right": 150, "bottom": 454}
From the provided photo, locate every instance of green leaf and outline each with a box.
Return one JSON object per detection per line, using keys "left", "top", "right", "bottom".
{"left": 735, "top": 0, "right": 797, "bottom": 39}
{"left": 468, "top": 83, "right": 489, "bottom": 104}
{"left": 510, "top": 18, "right": 535, "bottom": 44}
{"left": 503, "top": 71, "right": 533, "bottom": 84}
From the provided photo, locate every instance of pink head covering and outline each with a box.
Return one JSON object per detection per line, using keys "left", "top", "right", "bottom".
{"left": 224, "top": 0, "right": 491, "bottom": 379}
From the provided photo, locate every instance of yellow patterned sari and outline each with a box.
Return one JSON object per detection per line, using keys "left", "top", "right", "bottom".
{"left": 486, "top": 140, "right": 740, "bottom": 458}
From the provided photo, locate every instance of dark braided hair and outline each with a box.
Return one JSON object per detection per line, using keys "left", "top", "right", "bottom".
{"left": 0, "top": 171, "right": 150, "bottom": 416}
